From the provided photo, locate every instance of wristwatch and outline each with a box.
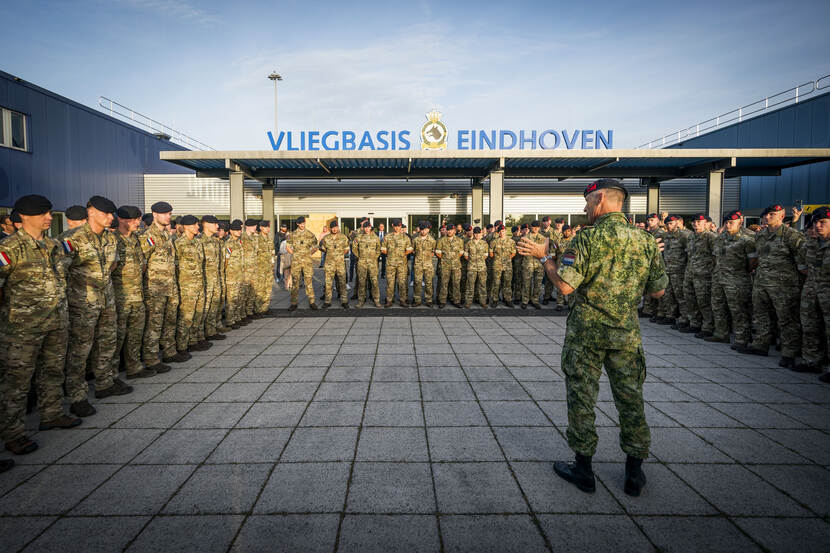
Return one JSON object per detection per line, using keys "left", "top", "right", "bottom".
{"left": 540, "top": 255, "right": 553, "bottom": 265}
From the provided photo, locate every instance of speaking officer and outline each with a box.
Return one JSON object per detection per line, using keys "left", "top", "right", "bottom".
{"left": 518, "top": 179, "right": 668, "bottom": 497}
{"left": 0, "top": 195, "right": 81, "bottom": 457}
{"left": 286, "top": 216, "right": 318, "bottom": 311}
{"left": 319, "top": 220, "right": 350, "bottom": 309}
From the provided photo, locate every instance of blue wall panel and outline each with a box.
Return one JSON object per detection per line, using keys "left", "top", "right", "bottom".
{"left": 0, "top": 70, "right": 191, "bottom": 211}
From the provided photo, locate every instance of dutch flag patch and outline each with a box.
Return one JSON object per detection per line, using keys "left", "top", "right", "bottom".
{"left": 0, "top": 251, "right": 10, "bottom": 266}
{"left": 62, "top": 240, "right": 74, "bottom": 254}
{"left": 561, "top": 253, "right": 575, "bottom": 266}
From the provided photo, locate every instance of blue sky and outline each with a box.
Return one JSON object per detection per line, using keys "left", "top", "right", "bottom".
{"left": 4, "top": 0, "right": 829, "bottom": 149}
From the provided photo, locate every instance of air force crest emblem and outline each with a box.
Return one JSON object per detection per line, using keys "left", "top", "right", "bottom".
{"left": 420, "top": 110, "right": 447, "bottom": 151}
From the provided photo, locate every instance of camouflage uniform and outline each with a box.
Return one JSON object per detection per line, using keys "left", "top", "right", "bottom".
{"left": 62, "top": 223, "right": 119, "bottom": 400}
{"left": 112, "top": 230, "right": 146, "bottom": 376}
{"left": 353, "top": 231, "right": 382, "bottom": 305}
{"left": 641, "top": 227, "right": 666, "bottom": 317}
{"left": 557, "top": 212, "right": 668, "bottom": 459}
{"left": 459, "top": 234, "right": 470, "bottom": 300}
{"left": 512, "top": 233, "right": 523, "bottom": 301}
{"left": 382, "top": 232, "right": 412, "bottom": 304}
{"left": 711, "top": 228, "right": 756, "bottom": 343}
{"left": 464, "top": 237, "right": 489, "bottom": 307}
{"left": 223, "top": 235, "right": 245, "bottom": 325}
{"left": 141, "top": 223, "right": 179, "bottom": 366}
{"left": 484, "top": 231, "right": 497, "bottom": 300}
{"left": 749, "top": 224, "right": 805, "bottom": 357}
{"left": 175, "top": 234, "right": 205, "bottom": 351}
{"left": 489, "top": 236, "right": 516, "bottom": 303}
{"left": 241, "top": 232, "right": 258, "bottom": 316}
{"left": 543, "top": 228, "right": 562, "bottom": 304}
{"left": 521, "top": 231, "right": 546, "bottom": 306}
{"left": 662, "top": 227, "right": 692, "bottom": 324}
{"left": 288, "top": 228, "right": 318, "bottom": 307}
{"left": 798, "top": 236, "right": 828, "bottom": 365}
{"left": 684, "top": 229, "right": 717, "bottom": 332}
{"left": 320, "top": 232, "right": 350, "bottom": 305}
{"left": 0, "top": 231, "right": 69, "bottom": 441}
{"left": 412, "top": 233, "right": 436, "bottom": 305}
{"left": 254, "top": 234, "right": 275, "bottom": 313}
{"left": 198, "top": 233, "right": 223, "bottom": 339}
{"left": 436, "top": 234, "right": 463, "bottom": 305}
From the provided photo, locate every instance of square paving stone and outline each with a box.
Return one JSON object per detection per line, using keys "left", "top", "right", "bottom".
{"left": 58, "top": 429, "right": 163, "bottom": 464}
{"left": 347, "top": 462, "right": 436, "bottom": 513}
{"left": 72, "top": 465, "right": 195, "bottom": 515}
{"left": 204, "top": 355, "right": 256, "bottom": 368}
{"left": 636, "top": 516, "right": 763, "bottom": 553}
{"left": 0, "top": 464, "right": 119, "bottom": 515}
{"left": 207, "top": 428, "right": 292, "bottom": 463}
{"left": 276, "top": 366, "right": 327, "bottom": 382}
{"left": 254, "top": 462, "right": 350, "bottom": 513}
{"left": 23, "top": 515, "right": 149, "bottom": 553}
{"left": 441, "top": 515, "right": 548, "bottom": 553}
{"left": 648, "top": 401, "right": 742, "bottom": 427}
{"left": 11, "top": 428, "right": 102, "bottom": 465}
{"left": 337, "top": 515, "right": 440, "bottom": 553}
{"left": 152, "top": 383, "right": 220, "bottom": 403}
{"left": 261, "top": 382, "right": 318, "bottom": 401}
{"left": 421, "top": 381, "right": 475, "bottom": 401}
{"left": 206, "top": 382, "right": 270, "bottom": 402}
{"left": 416, "top": 354, "right": 460, "bottom": 367}
{"left": 734, "top": 517, "right": 830, "bottom": 553}
{"left": 316, "top": 381, "right": 369, "bottom": 401}
{"left": 0, "top": 516, "right": 57, "bottom": 553}
{"left": 537, "top": 514, "right": 655, "bottom": 553}
{"left": 331, "top": 354, "right": 375, "bottom": 367}
{"left": 493, "top": 427, "right": 570, "bottom": 461}
{"left": 710, "top": 402, "right": 805, "bottom": 428}
{"left": 433, "top": 463, "right": 527, "bottom": 513}
{"left": 132, "top": 429, "right": 227, "bottom": 464}
{"left": 648, "top": 427, "right": 733, "bottom": 463}
{"left": 670, "top": 464, "right": 811, "bottom": 516}
{"left": 364, "top": 401, "right": 424, "bottom": 426}
{"left": 456, "top": 353, "right": 503, "bottom": 366}
{"left": 230, "top": 367, "right": 285, "bottom": 382}
{"left": 595, "top": 463, "right": 717, "bottom": 515}
{"left": 356, "top": 427, "right": 429, "bottom": 461}
{"left": 175, "top": 403, "right": 251, "bottom": 428}
{"left": 509, "top": 367, "right": 561, "bottom": 382}
{"left": 289, "top": 354, "right": 335, "bottom": 368}
{"left": 230, "top": 514, "right": 340, "bottom": 553}
{"left": 428, "top": 427, "right": 503, "bottom": 461}
{"left": 325, "top": 366, "right": 373, "bottom": 381}
{"left": 236, "top": 402, "right": 307, "bottom": 427}
{"left": 480, "top": 401, "right": 550, "bottom": 426}
{"left": 126, "top": 515, "right": 244, "bottom": 553}
{"left": 692, "top": 428, "right": 808, "bottom": 463}
{"left": 512, "top": 462, "right": 622, "bottom": 513}
{"left": 671, "top": 382, "right": 747, "bottom": 402}
{"left": 114, "top": 403, "right": 195, "bottom": 429}
{"left": 424, "top": 402, "right": 486, "bottom": 426}
{"left": 368, "top": 382, "right": 421, "bottom": 401}
{"left": 300, "top": 401, "right": 364, "bottom": 426}
{"left": 463, "top": 366, "right": 513, "bottom": 381}
{"left": 373, "top": 365, "right": 419, "bottom": 381}
{"left": 470, "top": 381, "right": 529, "bottom": 400}
{"left": 747, "top": 465, "right": 830, "bottom": 516}
{"left": 95, "top": 383, "right": 167, "bottom": 403}
{"left": 182, "top": 368, "right": 243, "bottom": 383}
{"left": 164, "top": 464, "right": 272, "bottom": 514}
{"left": 281, "top": 427, "right": 359, "bottom": 462}
{"left": 375, "top": 354, "right": 417, "bottom": 367}
{"left": 418, "top": 366, "right": 467, "bottom": 381}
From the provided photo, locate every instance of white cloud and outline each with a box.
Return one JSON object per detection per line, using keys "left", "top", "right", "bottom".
{"left": 116, "top": 0, "right": 219, "bottom": 25}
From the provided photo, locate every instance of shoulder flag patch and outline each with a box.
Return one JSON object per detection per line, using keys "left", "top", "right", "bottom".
{"left": 0, "top": 251, "right": 10, "bottom": 266}
{"left": 561, "top": 253, "right": 576, "bottom": 266}
{"left": 62, "top": 240, "right": 74, "bottom": 254}
{"left": 146, "top": 237, "right": 156, "bottom": 247}
{"left": 226, "top": 247, "right": 233, "bottom": 255}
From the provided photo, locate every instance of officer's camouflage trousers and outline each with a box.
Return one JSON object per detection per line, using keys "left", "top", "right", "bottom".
{"left": 684, "top": 272, "right": 713, "bottom": 332}
{"left": 290, "top": 260, "right": 315, "bottom": 306}
{"left": 413, "top": 261, "right": 435, "bottom": 305}
{"left": 490, "top": 265, "right": 513, "bottom": 303}
{"left": 243, "top": 277, "right": 256, "bottom": 317}
{"left": 254, "top": 269, "right": 274, "bottom": 314}
{"left": 665, "top": 271, "right": 688, "bottom": 324}
{"left": 67, "top": 291, "right": 117, "bottom": 401}
{"left": 711, "top": 273, "right": 752, "bottom": 344}
{"left": 641, "top": 294, "right": 659, "bottom": 316}
{"left": 561, "top": 340, "right": 650, "bottom": 459}
{"left": 438, "top": 263, "right": 462, "bottom": 305}
{"left": 200, "top": 279, "right": 222, "bottom": 339}
{"left": 357, "top": 262, "right": 380, "bottom": 304}
{"left": 521, "top": 262, "right": 543, "bottom": 305}
{"left": 177, "top": 284, "right": 205, "bottom": 351}
{"left": 386, "top": 261, "right": 408, "bottom": 303}
{"left": 512, "top": 258, "right": 522, "bottom": 302}
{"left": 800, "top": 279, "right": 829, "bottom": 364}
{"left": 143, "top": 290, "right": 179, "bottom": 365}
{"left": 325, "top": 262, "right": 348, "bottom": 305}
{"left": 225, "top": 281, "right": 245, "bottom": 325}
{"left": 465, "top": 267, "right": 487, "bottom": 306}
{"left": 459, "top": 258, "right": 468, "bottom": 301}
{"left": 751, "top": 283, "right": 801, "bottom": 357}
{"left": 114, "top": 299, "right": 146, "bottom": 376}
{"left": 0, "top": 327, "right": 67, "bottom": 441}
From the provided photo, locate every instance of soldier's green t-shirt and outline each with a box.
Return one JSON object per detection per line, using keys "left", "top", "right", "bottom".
{"left": 557, "top": 212, "right": 668, "bottom": 351}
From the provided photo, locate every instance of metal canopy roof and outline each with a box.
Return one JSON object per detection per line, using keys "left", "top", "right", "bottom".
{"left": 159, "top": 148, "right": 830, "bottom": 182}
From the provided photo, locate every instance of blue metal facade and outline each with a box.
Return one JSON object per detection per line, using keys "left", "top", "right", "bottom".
{"left": 0, "top": 70, "right": 192, "bottom": 210}
{"left": 671, "top": 90, "right": 830, "bottom": 211}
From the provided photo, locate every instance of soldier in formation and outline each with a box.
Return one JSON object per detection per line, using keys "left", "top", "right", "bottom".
{"left": 382, "top": 218, "right": 413, "bottom": 307}
{"left": 319, "top": 220, "right": 350, "bottom": 309}
{"left": 286, "top": 216, "right": 318, "bottom": 311}
{"left": 412, "top": 221, "right": 437, "bottom": 307}
{"left": 464, "top": 226, "right": 489, "bottom": 308}
{"left": 352, "top": 220, "right": 382, "bottom": 308}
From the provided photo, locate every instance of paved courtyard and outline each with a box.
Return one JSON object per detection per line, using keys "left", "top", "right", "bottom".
{"left": 1, "top": 313, "right": 829, "bottom": 553}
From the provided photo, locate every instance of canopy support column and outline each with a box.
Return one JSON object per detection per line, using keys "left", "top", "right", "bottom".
{"left": 262, "top": 179, "right": 275, "bottom": 230}
{"left": 471, "top": 180, "right": 483, "bottom": 225}
{"left": 643, "top": 177, "right": 660, "bottom": 215}
{"left": 230, "top": 171, "right": 245, "bottom": 221}
{"left": 706, "top": 170, "right": 724, "bottom": 223}
{"left": 489, "top": 170, "right": 504, "bottom": 223}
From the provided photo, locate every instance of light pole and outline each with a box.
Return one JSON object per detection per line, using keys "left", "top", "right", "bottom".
{"left": 267, "top": 71, "right": 282, "bottom": 135}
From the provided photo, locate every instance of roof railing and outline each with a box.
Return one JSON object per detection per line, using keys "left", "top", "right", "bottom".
{"left": 637, "top": 74, "right": 830, "bottom": 149}
{"left": 97, "top": 96, "right": 214, "bottom": 151}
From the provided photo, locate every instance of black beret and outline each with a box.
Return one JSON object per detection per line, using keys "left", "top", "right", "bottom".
{"left": 14, "top": 195, "right": 53, "bottom": 216}
{"left": 511, "top": 225, "right": 518, "bottom": 232}
{"left": 180, "top": 214, "right": 199, "bottom": 225}
{"left": 229, "top": 219, "right": 243, "bottom": 231}
{"left": 521, "top": 223, "right": 529, "bottom": 230}
{"left": 151, "top": 201, "right": 173, "bottom": 214}
{"left": 496, "top": 225, "right": 505, "bottom": 232}
{"left": 391, "top": 218, "right": 402, "bottom": 226}
{"left": 760, "top": 207, "right": 769, "bottom": 217}
{"left": 244, "top": 218, "right": 258, "bottom": 227}
{"left": 462, "top": 223, "right": 472, "bottom": 231}
{"left": 88, "top": 195, "right": 116, "bottom": 214}
{"left": 690, "top": 213, "right": 707, "bottom": 221}
{"left": 494, "top": 220, "right": 503, "bottom": 226}
{"left": 109, "top": 218, "right": 119, "bottom": 229}
{"left": 218, "top": 221, "right": 230, "bottom": 231}
{"left": 473, "top": 226, "right": 482, "bottom": 233}
{"left": 541, "top": 216, "right": 551, "bottom": 222}
{"left": 766, "top": 204, "right": 784, "bottom": 213}
{"left": 201, "top": 215, "right": 219, "bottom": 224}
{"left": 141, "top": 213, "right": 154, "bottom": 226}
{"left": 554, "top": 218, "right": 565, "bottom": 223}
{"left": 811, "top": 206, "right": 830, "bottom": 221}
{"left": 362, "top": 220, "right": 371, "bottom": 228}
{"left": 584, "top": 178, "right": 628, "bottom": 200}
{"left": 279, "top": 222, "right": 288, "bottom": 228}
{"left": 531, "top": 220, "right": 541, "bottom": 227}
{"left": 10, "top": 211, "right": 21, "bottom": 223}
{"left": 562, "top": 224, "right": 571, "bottom": 231}
{"left": 420, "top": 220, "right": 432, "bottom": 229}
{"left": 173, "top": 216, "right": 182, "bottom": 224}
{"left": 65, "top": 205, "right": 87, "bottom": 221}
{"left": 665, "top": 214, "right": 682, "bottom": 222}
{"left": 259, "top": 220, "right": 270, "bottom": 227}
{"left": 116, "top": 205, "right": 142, "bottom": 219}
{"left": 329, "top": 220, "right": 339, "bottom": 228}
{"left": 647, "top": 213, "right": 659, "bottom": 219}
{"left": 295, "top": 216, "right": 305, "bottom": 224}
{"left": 485, "top": 223, "right": 494, "bottom": 229}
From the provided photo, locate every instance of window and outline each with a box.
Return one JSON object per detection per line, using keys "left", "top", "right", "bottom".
{"left": 277, "top": 214, "right": 309, "bottom": 232}
{"left": 0, "top": 107, "right": 28, "bottom": 151}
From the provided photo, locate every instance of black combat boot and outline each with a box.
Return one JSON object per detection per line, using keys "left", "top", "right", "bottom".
{"left": 309, "top": 303, "right": 319, "bottom": 310}
{"left": 679, "top": 325, "right": 700, "bottom": 334}
{"left": 703, "top": 335, "right": 730, "bottom": 343}
{"left": 553, "top": 454, "right": 596, "bottom": 493}
{"left": 624, "top": 455, "right": 647, "bottom": 496}
{"left": 791, "top": 362, "right": 822, "bottom": 373}
{"left": 505, "top": 300, "right": 514, "bottom": 308}
{"left": 695, "top": 330, "right": 713, "bottom": 339}
{"left": 778, "top": 356, "right": 796, "bottom": 369}
{"left": 737, "top": 345, "right": 768, "bottom": 356}
{"left": 70, "top": 400, "right": 96, "bottom": 417}
{"left": 288, "top": 304, "right": 297, "bottom": 312}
